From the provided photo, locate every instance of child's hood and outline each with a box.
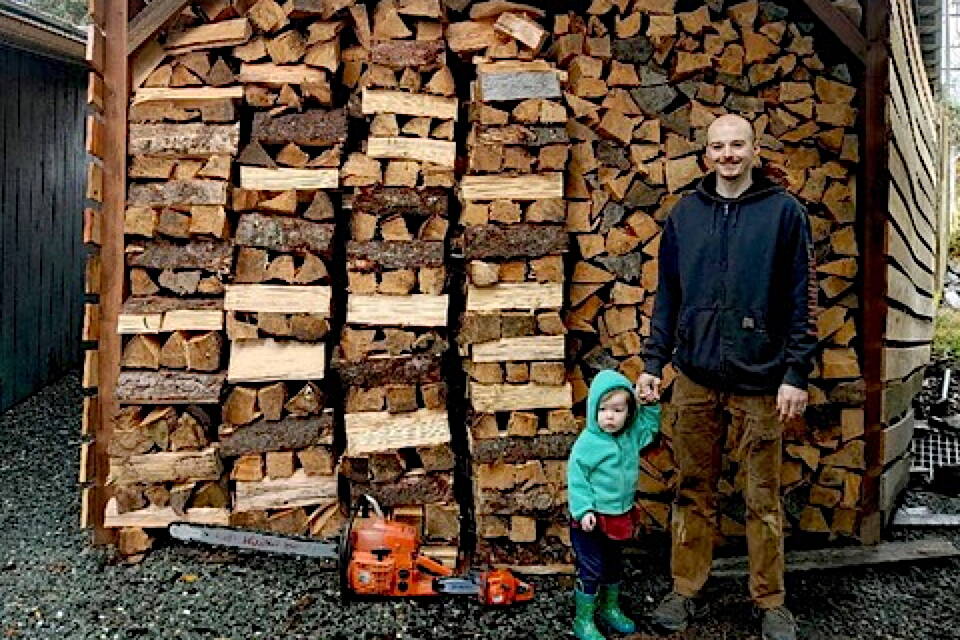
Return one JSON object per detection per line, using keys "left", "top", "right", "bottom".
{"left": 586, "top": 370, "right": 638, "bottom": 435}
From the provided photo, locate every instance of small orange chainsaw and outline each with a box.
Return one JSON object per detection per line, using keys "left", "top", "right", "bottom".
{"left": 170, "top": 495, "right": 534, "bottom": 607}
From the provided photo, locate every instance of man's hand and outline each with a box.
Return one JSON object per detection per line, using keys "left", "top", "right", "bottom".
{"left": 636, "top": 373, "right": 661, "bottom": 403}
{"left": 777, "top": 383, "right": 808, "bottom": 422}
{"left": 580, "top": 512, "right": 596, "bottom": 532}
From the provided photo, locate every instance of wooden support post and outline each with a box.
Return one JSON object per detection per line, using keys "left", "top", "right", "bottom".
{"left": 859, "top": 0, "right": 891, "bottom": 544}
{"left": 92, "top": 0, "right": 128, "bottom": 545}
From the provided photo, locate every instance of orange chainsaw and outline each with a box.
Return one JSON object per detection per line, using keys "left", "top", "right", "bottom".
{"left": 170, "top": 495, "right": 534, "bottom": 607}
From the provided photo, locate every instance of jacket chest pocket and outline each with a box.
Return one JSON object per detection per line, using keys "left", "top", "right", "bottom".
{"left": 731, "top": 314, "right": 781, "bottom": 363}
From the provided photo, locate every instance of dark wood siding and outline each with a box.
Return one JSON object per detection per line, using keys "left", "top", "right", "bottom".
{"left": 0, "top": 44, "right": 86, "bottom": 411}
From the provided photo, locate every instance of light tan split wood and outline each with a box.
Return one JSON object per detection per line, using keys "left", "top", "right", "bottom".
{"left": 240, "top": 167, "right": 339, "bottom": 190}
{"left": 225, "top": 285, "right": 332, "bottom": 314}
{"left": 344, "top": 409, "right": 450, "bottom": 456}
{"left": 347, "top": 294, "right": 448, "bottom": 327}
{"left": 227, "top": 339, "right": 327, "bottom": 382}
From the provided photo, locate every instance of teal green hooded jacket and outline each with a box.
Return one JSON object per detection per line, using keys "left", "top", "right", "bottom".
{"left": 567, "top": 370, "right": 661, "bottom": 520}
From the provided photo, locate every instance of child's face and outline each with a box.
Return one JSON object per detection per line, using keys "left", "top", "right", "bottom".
{"left": 597, "top": 390, "right": 631, "bottom": 434}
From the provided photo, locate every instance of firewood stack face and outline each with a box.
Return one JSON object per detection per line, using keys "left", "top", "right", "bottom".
{"left": 94, "top": 0, "right": 874, "bottom": 558}
{"left": 107, "top": 0, "right": 359, "bottom": 551}
{"left": 450, "top": 5, "right": 578, "bottom": 567}
{"left": 336, "top": 0, "right": 461, "bottom": 564}
{"left": 549, "top": 1, "right": 863, "bottom": 538}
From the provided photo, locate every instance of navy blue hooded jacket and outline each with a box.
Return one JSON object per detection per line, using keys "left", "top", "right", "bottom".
{"left": 643, "top": 170, "right": 817, "bottom": 394}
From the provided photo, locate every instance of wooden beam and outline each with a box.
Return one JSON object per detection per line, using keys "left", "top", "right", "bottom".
{"left": 91, "top": 0, "right": 128, "bottom": 545}
{"left": 127, "top": 0, "right": 190, "bottom": 55}
{"left": 711, "top": 538, "right": 960, "bottom": 577}
{"left": 859, "top": 0, "right": 892, "bottom": 543}
{"left": 798, "top": 0, "right": 867, "bottom": 64}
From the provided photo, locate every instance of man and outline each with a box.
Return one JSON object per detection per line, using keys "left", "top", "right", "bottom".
{"left": 637, "top": 114, "right": 815, "bottom": 640}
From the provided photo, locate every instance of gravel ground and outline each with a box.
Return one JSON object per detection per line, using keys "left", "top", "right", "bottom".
{"left": 2, "top": 372, "right": 960, "bottom": 639}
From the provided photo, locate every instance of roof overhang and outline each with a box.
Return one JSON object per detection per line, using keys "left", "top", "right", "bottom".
{"left": 0, "top": 1, "right": 86, "bottom": 64}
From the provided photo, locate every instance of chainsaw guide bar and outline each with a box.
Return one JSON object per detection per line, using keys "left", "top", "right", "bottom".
{"left": 170, "top": 523, "right": 339, "bottom": 559}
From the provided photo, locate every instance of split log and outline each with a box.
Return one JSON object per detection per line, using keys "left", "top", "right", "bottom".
{"left": 349, "top": 472, "right": 454, "bottom": 508}
{"left": 463, "top": 225, "right": 568, "bottom": 260}
{"left": 251, "top": 108, "right": 348, "bottom": 147}
{"left": 352, "top": 186, "right": 448, "bottom": 217}
{"left": 108, "top": 448, "right": 222, "bottom": 485}
{"left": 239, "top": 167, "right": 339, "bottom": 190}
{"left": 369, "top": 39, "right": 445, "bottom": 69}
{"left": 236, "top": 214, "right": 334, "bottom": 254}
{"left": 128, "top": 123, "right": 240, "bottom": 156}
{"left": 234, "top": 469, "right": 338, "bottom": 511}
{"left": 126, "top": 240, "right": 232, "bottom": 272}
{"left": 344, "top": 409, "right": 450, "bottom": 456}
{"left": 116, "top": 371, "right": 226, "bottom": 404}
{"left": 347, "top": 294, "right": 448, "bottom": 327}
{"left": 220, "top": 413, "right": 333, "bottom": 458}
{"left": 347, "top": 240, "right": 445, "bottom": 269}
{"left": 227, "top": 339, "right": 327, "bottom": 382}
{"left": 128, "top": 180, "right": 228, "bottom": 206}
{"left": 361, "top": 87, "right": 458, "bottom": 120}
{"left": 336, "top": 354, "right": 442, "bottom": 386}
{"left": 471, "top": 433, "right": 577, "bottom": 464}
{"left": 225, "top": 285, "right": 331, "bottom": 314}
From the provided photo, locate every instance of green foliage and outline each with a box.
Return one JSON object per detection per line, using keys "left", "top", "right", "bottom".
{"left": 943, "top": 99, "right": 960, "bottom": 147}
{"left": 949, "top": 230, "right": 960, "bottom": 260}
{"left": 14, "top": 0, "right": 88, "bottom": 26}
{"left": 934, "top": 308, "right": 960, "bottom": 357}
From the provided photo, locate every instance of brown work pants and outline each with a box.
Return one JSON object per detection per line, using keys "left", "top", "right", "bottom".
{"left": 669, "top": 372, "right": 785, "bottom": 609}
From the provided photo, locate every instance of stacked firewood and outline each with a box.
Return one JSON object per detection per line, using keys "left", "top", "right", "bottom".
{"left": 107, "top": 0, "right": 358, "bottom": 555}
{"left": 340, "top": 0, "right": 457, "bottom": 189}
{"left": 335, "top": 0, "right": 460, "bottom": 565}
{"left": 548, "top": 1, "right": 864, "bottom": 538}
{"left": 449, "top": 5, "right": 578, "bottom": 568}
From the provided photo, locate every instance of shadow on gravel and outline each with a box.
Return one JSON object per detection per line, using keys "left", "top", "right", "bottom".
{"left": 1, "top": 372, "right": 958, "bottom": 639}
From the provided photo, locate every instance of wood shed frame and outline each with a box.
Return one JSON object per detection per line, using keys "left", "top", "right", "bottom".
{"left": 79, "top": 0, "right": 948, "bottom": 551}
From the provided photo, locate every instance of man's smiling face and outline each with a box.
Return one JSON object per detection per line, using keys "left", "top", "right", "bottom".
{"left": 705, "top": 115, "right": 758, "bottom": 183}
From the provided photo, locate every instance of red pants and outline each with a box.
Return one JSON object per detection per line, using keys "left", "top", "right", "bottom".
{"left": 669, "top": 372, "right": 786, "bottom": 609}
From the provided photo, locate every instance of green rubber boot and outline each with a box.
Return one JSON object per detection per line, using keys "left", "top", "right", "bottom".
{"left": 597, "top": 583, "right": 636, "bottom": 634}
{"left": 574, "top": 589, "right": 607, "bottom": 640}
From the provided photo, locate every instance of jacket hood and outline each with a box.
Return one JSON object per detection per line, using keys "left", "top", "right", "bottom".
{"left": 695, "top": 168, "right": 784, "bottom": 204}
{"left": 586, "top": 370, "right": 637, "bottom": 436}
{"left": 694, "top": 168, "right": 785, "bottom": 231}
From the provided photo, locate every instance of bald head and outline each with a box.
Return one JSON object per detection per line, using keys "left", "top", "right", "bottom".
{"left": 705, "top": 114, "right": 758, "bottom": 192}
{"left": 707, "top": 114, "right": 755, "bottom": 145}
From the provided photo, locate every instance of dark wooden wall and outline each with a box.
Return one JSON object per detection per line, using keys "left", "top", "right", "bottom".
{"left": 0, "top": 44, "right": 87, "bottom": 412}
